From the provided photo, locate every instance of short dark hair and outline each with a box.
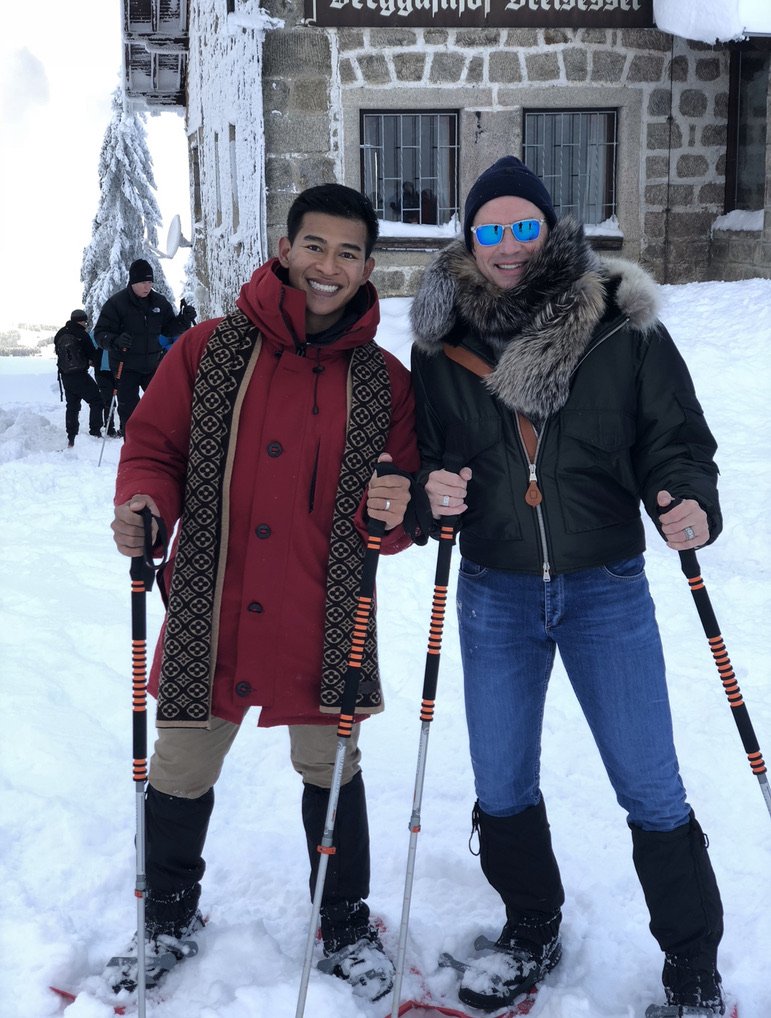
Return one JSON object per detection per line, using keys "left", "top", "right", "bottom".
{"left": 286, "top": 184, "right": 379, "bottom": 258}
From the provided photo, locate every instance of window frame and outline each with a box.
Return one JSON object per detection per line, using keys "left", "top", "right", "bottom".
{"left": 523, "top": 107, "right": 619, "bottom": 226}
{"left": 359, "top": 108, "right": 460, "bottom": 233}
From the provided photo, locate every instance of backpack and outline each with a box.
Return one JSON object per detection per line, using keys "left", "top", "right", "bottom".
{"left": 54, "top": 329, "right": 90, "bottom": 374}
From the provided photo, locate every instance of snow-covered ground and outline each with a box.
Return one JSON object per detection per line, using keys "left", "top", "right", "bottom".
{"left": 1, "top": 280, "right": 770, "bottom": 1018}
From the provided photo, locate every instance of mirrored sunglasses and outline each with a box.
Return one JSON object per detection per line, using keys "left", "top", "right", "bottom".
{"left": 472, "top": 218, "right": 546, "bottom": 246}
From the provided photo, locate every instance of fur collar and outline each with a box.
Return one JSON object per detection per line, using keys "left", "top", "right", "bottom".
{"left": 410, "top": 217, "right": 660, "bottom": 420}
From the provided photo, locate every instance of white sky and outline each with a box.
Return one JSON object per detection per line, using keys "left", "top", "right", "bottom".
{"left": 0, "top": 1, "right": 189, "bottom": 331}
{"left": 654, "top": 0, "right": 771, "bottom": 43}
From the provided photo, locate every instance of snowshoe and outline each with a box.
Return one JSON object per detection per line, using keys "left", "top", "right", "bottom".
{"left": 317, "top": 930, "right": 395, "bottom": 1002}
{"left": 647, "top": 951, "right": 726, "bottom": 1017}
{"left": 103, "top": 910, "right": 204, "bottom": 994}
{"left": 451, "top": 930, "right": 561, "bottom": 1013}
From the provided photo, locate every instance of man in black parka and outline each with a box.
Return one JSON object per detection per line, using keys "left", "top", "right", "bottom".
{"left": 94, "top": 259, "right": 196, "bottom": 433}
{"left": 410, "top": 157, "right": 726, "bottom": 1017}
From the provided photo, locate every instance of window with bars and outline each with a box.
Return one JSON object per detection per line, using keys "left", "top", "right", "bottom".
{"left": 360, "top": 111, "right": 459, "bottom": 228}
{"left": 523, "top": 109, "right": 618, "bottom": 225}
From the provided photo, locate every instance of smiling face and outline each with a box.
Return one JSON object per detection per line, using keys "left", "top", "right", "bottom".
{"left": 471, "top": 195, "right": 549, "bottom": 289}
{"left": 278, "top": 212, "right": 375, "bottom": 335}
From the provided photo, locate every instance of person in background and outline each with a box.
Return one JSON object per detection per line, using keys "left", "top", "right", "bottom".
{"left": 409, "top": 156, "right": 726, "bottom": 1016}
{"left": 88, "top": 334, "right": 118, "bottom": 436}
{"left": 94, "top": 259, "right": 196, "bottom": 434}
{"left": 107, "top": 184, "right": 421, "bottom": 1003}
{"left": 53, "top": 309, "right": 105, "bottom": 447}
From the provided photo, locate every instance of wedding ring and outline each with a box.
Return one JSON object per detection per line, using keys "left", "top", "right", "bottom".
{"left": 683, "top": 526, "right": 695, "bottom": 540}
{"left": 441, "top": 495, "right": 450, "bottom": 507}
{"left": 384, "top": 499, "right": 391, "bottom": 511}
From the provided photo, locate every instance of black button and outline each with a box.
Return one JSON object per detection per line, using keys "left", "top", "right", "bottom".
{"left": 267, "top": 441, "right": 283, "bottom": 457}
{"left": 255, "top": 524, "right": 271, "bottom": 539}
{"left": 247, "top": 601, "right": 264, "bottom": 613}
{"left": 235, "top": 681, "right": 252, "bottom": 697}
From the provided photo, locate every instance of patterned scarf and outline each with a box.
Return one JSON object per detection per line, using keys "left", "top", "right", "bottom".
{"left": 157, "top": 310, "right": 391, "bottom": 728}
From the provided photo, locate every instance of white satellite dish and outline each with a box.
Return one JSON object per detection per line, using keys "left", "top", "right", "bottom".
{"left": 166, "top": 214, "right": 192, "bottom": 258}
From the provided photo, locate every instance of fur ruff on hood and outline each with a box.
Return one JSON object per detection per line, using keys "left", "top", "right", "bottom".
{"left": 410, "top": 217, "right": 661, "bottom": 421}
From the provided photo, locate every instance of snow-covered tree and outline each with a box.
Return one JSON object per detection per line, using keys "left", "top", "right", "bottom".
{"left": 81, "top": 88, "right": 176, "bottom": 321}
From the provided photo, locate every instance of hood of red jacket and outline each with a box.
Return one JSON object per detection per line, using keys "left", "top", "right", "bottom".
{"left": 235, "top": 257, "right": 381, "bottom": 353}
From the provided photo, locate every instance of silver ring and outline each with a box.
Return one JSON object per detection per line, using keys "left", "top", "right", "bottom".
{"left": 683, "top": 526, "right": 695, "bottom": 540}
{"left": 441, "top": 494, "right": 450, "bottom": 507}
{"left": 384, "top": 499, "right": 391, "bottom": 512}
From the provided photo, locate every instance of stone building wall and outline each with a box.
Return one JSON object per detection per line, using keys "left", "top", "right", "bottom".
{"left": 258, "top": 9, "right": 737, "bottom": 295}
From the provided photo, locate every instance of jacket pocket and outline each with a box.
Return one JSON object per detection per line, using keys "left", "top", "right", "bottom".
{"left": 556, "top": 410, "right": 640, "bottom": 533}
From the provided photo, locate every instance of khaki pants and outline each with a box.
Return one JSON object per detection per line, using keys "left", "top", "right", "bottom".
{"left": 149, "top": 717, "right": 362, "bottom": 799}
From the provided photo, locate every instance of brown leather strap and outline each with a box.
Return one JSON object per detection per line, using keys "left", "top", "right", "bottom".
{"left": 442, "top": 342, "right": 493, "bottom": 377}
{"left": 442, "top": 342, "right": 538, "bottom": 462}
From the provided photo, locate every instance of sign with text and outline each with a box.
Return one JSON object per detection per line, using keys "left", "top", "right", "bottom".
{"left": 304, "top": 0, "right": 654, "bottom": 30}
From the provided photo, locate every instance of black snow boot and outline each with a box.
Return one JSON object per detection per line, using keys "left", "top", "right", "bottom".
{"left": 457, "top": 912, "right": 562, "bottom": 1013}
{"left": 473, "top": 797, "right": 565, "bottom": 925}
{"left": 455, "top": 799, "right": 565, "bottom": 1011}
{"left": 145, "top": 784, "right": 214, "bottom": 937}
{"left": 302, "top": 772, "right": 393, "bottom": 1001}
{"left": 632, "top": 812, "right": 725, "bottom": 1017}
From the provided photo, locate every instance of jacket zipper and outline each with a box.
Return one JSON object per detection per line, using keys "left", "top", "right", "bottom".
{"left": 516, "top": 315, "right": 629, "bottom": 582}
{"left": 516, "top": 417, "right": 552, "bottom": 582}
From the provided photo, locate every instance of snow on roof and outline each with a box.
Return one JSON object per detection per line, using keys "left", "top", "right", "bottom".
{"left": 654, "top": 0, "right": 771, "bottom": 44}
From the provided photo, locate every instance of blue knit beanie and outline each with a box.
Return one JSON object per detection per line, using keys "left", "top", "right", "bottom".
{"left": 463, "top": 157, "right": 558, "bottom": 251}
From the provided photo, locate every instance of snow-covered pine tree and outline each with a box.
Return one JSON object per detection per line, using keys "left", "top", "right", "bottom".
{"left": 81, "top": 88, "right": 176, "bottom": 322}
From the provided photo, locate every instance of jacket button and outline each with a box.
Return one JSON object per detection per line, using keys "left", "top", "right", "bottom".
{"left": 255, "top": 524, "right": 271, "bottom": 539}
{"left": 266, "top": 441, "right": 283, "bottom": 457}
{"left": 247, "top": 601, "right": 264, "bottom": 613}
{"left": 235, "top": 681, "right": 252, "bottom": 697}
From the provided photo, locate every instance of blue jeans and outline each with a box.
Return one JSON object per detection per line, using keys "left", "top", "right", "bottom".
{"left": 457, "top": 555, "right": 690, "bottom": 832}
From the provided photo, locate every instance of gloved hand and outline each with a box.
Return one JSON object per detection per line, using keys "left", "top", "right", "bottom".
{"left": 180, "top": 300, "right": 197, "bottom": 326}
{"left": 113, "top": 332, "right": 133, "bottom": 352}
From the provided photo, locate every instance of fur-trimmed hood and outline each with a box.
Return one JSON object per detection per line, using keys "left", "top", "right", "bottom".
{"left": 410, "top": 217, "right": 661, "bottom": 421}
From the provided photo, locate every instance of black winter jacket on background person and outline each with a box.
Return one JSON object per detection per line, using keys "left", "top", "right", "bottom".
{"left": 95, "top": 286, "right": 189, "bottom": 375}
{"left": 54, "top": 320, "right": 98, "bottom": 375}
{"left": 409, "top": 217, "right": 722, "bottom": 576}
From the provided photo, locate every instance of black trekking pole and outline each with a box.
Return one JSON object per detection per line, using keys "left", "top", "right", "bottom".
{"left": 659, "top": 502, "right": 770, "bottom": 820}
{"left": 295, "top": 512, "right": 387, "bottom": 1018}
{"left": 389, "top": 517, "right": 458, "bottom": 1017}
{"left": 98, "top": 358, "right": 125, "bottom": 467}
{"left": 130, "top": 507, "right": 168, "bottom": 1017}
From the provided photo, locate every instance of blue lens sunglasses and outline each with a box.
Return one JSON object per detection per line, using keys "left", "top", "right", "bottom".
{"left": 471, "top": 218, "right": 546, "bottom": 246}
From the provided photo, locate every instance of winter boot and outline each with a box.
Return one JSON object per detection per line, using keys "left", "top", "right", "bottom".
{"left": 301, "top": 772, "right": 393, "bottom": 1000}
{"left": 473, "top": 798, "right": 565, "bottom": 920}
{"left": 103, "top": 910, "right": 205, "bottom": 994}
{"left": 457, "top": 912, "right": 562, "bottom": 1012}
{"left": 455, "top": 800, "right": 565, "bottom": 1011}
{"left": 145, "top": 784, "right": 214, "bottom": 934}
{"left": 317, "top": 897, "right": 394, "bottom": 1002}
{"left": 631, "top": 812, "right": 724, "bottom": 1017}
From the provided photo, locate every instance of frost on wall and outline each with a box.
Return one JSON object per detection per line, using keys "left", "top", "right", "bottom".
{"left": 187, "top": 4, "right": 282, "bottom": 317}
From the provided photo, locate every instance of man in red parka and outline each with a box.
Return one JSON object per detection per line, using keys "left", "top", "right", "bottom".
{"left": 110, "top": 184, "right": 420, "bottom": 1002}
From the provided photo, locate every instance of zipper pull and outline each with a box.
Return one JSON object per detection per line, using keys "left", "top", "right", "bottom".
{"left": 525, "top": 463, "right": 542, "bottom": 506}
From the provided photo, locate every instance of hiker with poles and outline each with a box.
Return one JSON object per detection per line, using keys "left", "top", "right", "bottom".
{"left": 107, "top": 184, "right": 422, "bottom": 1005}
{"left": 53, "top": 309, "right": 106, "bottom": 447}
{"left": 94, "top": 258, "right": 196, "bottom": 436}
{"left": 408, "top": 157, "right": 727, "bottom": 1017}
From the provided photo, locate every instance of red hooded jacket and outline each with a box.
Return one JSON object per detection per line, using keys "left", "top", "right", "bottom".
{"left": 115, "top": 259, "right": 419, "bottom": 726}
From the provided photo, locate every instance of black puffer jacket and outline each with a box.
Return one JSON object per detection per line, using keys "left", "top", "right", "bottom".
{"left": 410, "top": 218, "right": 721, "bottom": 576}
{"left": 95, "top": 286, "right": 188, "bottom": 375}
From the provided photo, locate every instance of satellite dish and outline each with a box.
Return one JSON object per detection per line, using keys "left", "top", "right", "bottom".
{"left": 166, "top": 214, "right": 192, "bottom": 258}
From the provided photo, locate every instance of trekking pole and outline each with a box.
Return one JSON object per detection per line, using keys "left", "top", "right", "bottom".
{"left": 130, "top": 506, "right": 168, "bottom": 1018}
{"left": 659, "top": 501, "right": 771, "bottom": 820}
{"left": 389, "top": 517, "right": 458, "bottom": 1017}
{"left": 295, "top": 511, "right": 388, "bottom": 1018}
{"left": 98, "top": 358, "right": 125, "bottom": 467}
